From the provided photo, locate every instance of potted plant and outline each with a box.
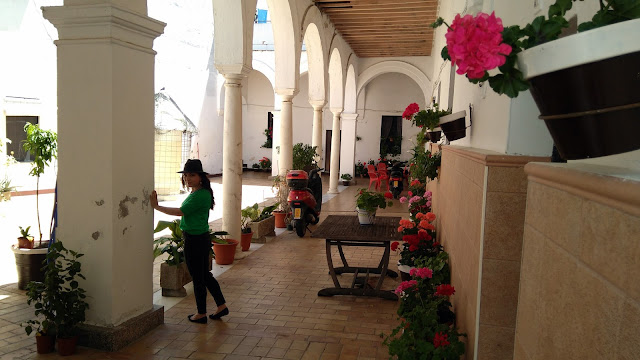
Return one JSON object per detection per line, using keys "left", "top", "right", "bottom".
{"left": 292, "top": 143, "right": 318, "bottom": 172}
{"left": 259, "top": 156, "right": 271, "bottom": 171}
{"left": 23, "top": 241, "right": 89, "bottom": 356}
{"left": 17, "top": 226, "right": 34, "bottom": 249}
{"left": 153, "top": 219, "right": 193, "bottom": 297}
{"left": 403, "top": 103, "right": 451, "bottom": 143}
{"left": 251, "top": 163, "right": 260, "bottom": 171}
{"left": 432, "top": 1, "right": 640, "bottom": 158}
{"left": 240, "top": 203, "right": 261, "bottom": 251}
{"left": 210, "top": 230, "right": 236, "bottom": 265}
{"left": 272, "top": 175, "right": 289, "bottom": 228}
{"left": 340, "top": 173, "right": 352, "bottom": 186}
{"left": 1, "top": 175, "right": 15, "bottom": 201}
{"left": 355, "top": 161, "right": 366, "bottom": 178}
{"left": 425, "top": 151, "right": 442, "bottom": 181}
{"left": 392, "top": 211, "right": 440, "bottom": 280}
{"left": 354, "top": 189, "right": 393, "bottom": 225}
{"left": 249, "top": 203, "right": 279, "bottom": 243}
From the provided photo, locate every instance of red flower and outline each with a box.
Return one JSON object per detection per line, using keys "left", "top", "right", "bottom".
{"left": 436, "top": 284, "right": 456, "bottom": 296}
{"left": 390, "top": 241, "right": 399, "bottom": 251}
{"left": 433, "top": 332, "right": 450, "bottom": 348}
{"left": 402, "top": 103, "right": 420, "bottom": 120}
{"left": 410, "top": 179, "right": 421, "bottom": 187}
{"left": 384, "top": 191, "right": 393, "bottom": 199}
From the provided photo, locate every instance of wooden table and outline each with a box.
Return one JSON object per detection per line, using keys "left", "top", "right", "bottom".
{"left": 311, "top": 215, "right": 402, "bottom": 300}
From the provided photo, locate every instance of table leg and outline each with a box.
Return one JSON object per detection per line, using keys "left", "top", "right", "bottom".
{"left": 337, "top": 242, "right": 349, "bottom": 267}
{"left": 374, "top": 241, "right": 391, "bottom": 291}
{"left": 325, "top": 239, "right": 340, "bottom": 288}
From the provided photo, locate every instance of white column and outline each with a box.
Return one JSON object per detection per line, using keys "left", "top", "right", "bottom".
{"left": 221, "top": 74, "right": 244, "bottom": 246}
{"left": 310, "top": 100, "right": 326, "bottom": 165}
{"left": 328, "top": 109, "right": 342, "bottom": 194}
{"left": 277, "top": 90, "right": 297, "bottom": 175}
{"left": 42, "top": 3, "right": 164, "bottom": 328}
{"left": 270, "top": 110, "right": 281, "bottom": 177}
{"left": 340, "top": 113, "right": 358, "bottom": 178}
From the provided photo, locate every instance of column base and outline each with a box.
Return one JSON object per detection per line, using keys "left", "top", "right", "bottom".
{"left": 77, "top": 305, "right": 164, "bottom": 351}
{"left": 328, "top": 188, "right": 338, "bottom": 194}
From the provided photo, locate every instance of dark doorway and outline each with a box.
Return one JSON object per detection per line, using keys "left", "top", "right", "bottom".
{"left": 6, "top": 115, "right": 38, "bottom": 162}
{"left": 324, "top": 130, "right": 341, "bottom": 173}
{"left": 380, "top": 116, "right": 402, "bottom": 158}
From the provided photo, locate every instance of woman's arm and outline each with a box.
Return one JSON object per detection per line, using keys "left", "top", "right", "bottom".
{"left": 150, "top": 190, "right": 184, "bottom": 216}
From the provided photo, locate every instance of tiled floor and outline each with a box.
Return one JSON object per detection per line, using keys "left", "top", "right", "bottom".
{"left": 0, "top": 172, "right": 410, "bottom": 359}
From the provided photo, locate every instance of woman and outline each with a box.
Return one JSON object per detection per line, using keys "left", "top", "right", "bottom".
{"left": 150, "top": 159, "right": 229, "bottom": 323}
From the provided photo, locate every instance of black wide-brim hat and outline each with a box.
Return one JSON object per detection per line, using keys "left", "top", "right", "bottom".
{"left": 178, "top": 159, "right": 208, "bottom": 174}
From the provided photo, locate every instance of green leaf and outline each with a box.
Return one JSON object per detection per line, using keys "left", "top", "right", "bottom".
{"left": 548, "top": 0, "right": 574, "bottom": 17}
{"left": 440, "top": 46, "right": 450, "bottom": 61}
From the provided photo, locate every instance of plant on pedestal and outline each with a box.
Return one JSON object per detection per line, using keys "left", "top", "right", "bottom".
{"left": 431, "top": 0, "right": 640, "bottom": 158}
{"left": 355, "top": 189, "right": 393, "bottom": 225}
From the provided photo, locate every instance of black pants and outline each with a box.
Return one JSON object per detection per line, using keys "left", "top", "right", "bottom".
{"left": 183, "top": 232, "right": 225, "bottom": 314}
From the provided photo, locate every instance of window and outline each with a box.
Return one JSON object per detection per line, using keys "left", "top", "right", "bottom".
{"left": 380, "top": 116, "right": 402, "bottom": 158}
{"left": 6, "top": 115, "right": 38, "bottom": 162}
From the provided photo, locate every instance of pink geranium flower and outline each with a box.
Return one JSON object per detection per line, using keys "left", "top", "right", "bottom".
{"left": 409, "top": 267, "right": 433, "bottom": 279}
{"left": 394, "top": 280, "right": 418, "bottom": 295}
{"left": 399, "top": 196, "right": 408, "bottom": 203}
{"left": 445, "top": 12, "right": 512, "bottom": 79}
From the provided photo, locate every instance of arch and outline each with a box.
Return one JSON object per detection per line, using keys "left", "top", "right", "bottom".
{"left": 251, "top": 59, "right": 276, "bottom": 91}
{"left": 266, "top": 0, "right": 300, "bottom": 92}
{"left": 344, "top": 64, "right": 356, "bottom": 113}
{"left": 357, "top": 61, "right": 431, "bottom": 106}
{"left": 328, "top": 48, "right": 343, "bottom": 111}
{"left": 301, "top": 7, "right": 326, "bottom": 103}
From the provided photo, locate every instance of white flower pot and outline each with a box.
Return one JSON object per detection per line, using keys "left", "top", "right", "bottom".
{"left": 356, "top": 207, "right": 376, "bottom": 225}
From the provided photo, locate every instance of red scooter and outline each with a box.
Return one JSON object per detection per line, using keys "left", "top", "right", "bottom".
{"left": 286, "top": 168, "right": 323, "bottom": 237}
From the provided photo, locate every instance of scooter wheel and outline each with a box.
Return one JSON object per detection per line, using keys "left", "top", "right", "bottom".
{"left": 294, "top": 220, "right": 306, "bottom": 237}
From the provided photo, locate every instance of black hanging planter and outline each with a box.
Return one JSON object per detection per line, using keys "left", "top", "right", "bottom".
{"left": 439, "top": 111, "right": 467, "bottom": 141}
{"left": 517, "top": 19, "right": 640, "bottom": 160}
{"left": 426, "top": 129, "right": 442, "bottom": 143}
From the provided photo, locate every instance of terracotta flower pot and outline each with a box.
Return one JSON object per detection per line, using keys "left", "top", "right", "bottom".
{"left": 274, "top": 211, "right": 286, "bottom": 228}
{"left": 57, "top": 336, "right": 78, "bottom": 356}
{"left": 240, "top": 232, "right": 252, "bottom": 251}
{"left": 36, "top": 334, "right": 55, "bottom": 354}
{"left": 212, "top": 239, "right": 239, "bottom": 265}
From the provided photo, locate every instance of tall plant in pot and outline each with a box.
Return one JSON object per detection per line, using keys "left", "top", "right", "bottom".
{"left": 21, "top": 123, "right": 57, "bottom": 244}
{"left": 11, "top": 124, "right": 57, "bottom": 289}
{"left": 272, "top": 175, "right": 290, "bottom": 228}
{"left": 240, "top": 203, "right": 260, "bottom": 251}
{"left": 432, "top": 0, "right": 640, "bottom": 159}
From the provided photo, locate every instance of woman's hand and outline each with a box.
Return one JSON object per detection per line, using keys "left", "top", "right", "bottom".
{"left": 150, "top": 190, "right": 158, "bottom": 209}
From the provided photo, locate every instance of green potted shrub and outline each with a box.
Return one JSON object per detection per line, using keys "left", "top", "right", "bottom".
{"left": 153, "top": 220, "right": 193, "bottom": 297}
{"left": 272, "top": 175, "right": 289, "bottom": 229}
{"left": 340, "top": 173, "right": 352, "bottom": 186}
{"left": 292, "top": 143, "right": 318, "bottom": 172}
{"left": 355, "top": 189, "right": 393, "bottom": 225}
{"left": 23, "top": 241, "right": 89, "bottom": 356}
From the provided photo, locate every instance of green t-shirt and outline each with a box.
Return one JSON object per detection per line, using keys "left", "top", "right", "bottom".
{"left": 180, "top": 189, "right": 211, "bottom": 235}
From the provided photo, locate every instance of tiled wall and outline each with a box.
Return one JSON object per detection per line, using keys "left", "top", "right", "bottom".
{"left": 515, "top": 163, "right": 640, "bottom": 360}
{"left": 427, "top": 145, "right": 547, "bottom": 360}
{"left": 154, "top": 130, "right": 183, "bottom": 195}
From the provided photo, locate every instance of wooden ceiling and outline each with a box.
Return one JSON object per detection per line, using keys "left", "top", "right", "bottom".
{"left": 313, "top": 0, "right": 439, "bottom": 58}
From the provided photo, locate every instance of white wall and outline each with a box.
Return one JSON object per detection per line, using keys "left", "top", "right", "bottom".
{"left": 355, "top": 72, "right": 426, "bottom": 164}
{"left": 243, "top": 70, "right": 274, "bottom": 167}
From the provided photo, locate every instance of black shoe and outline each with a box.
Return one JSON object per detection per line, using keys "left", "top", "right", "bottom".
{"left": 187, "top": 314, "right": 207, "bottom": 324}
{"left": 208, "top": 308, "right": 229, "bottom": 320}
